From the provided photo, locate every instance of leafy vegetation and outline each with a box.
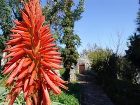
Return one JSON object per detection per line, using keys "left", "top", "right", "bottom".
{"left": 85, "top": 46, "right": 140, "bottom": 105}
{"left": 0, "top": 83, "right": 80, "bottom": 105}
{"left": 0, "top": 0, "right": 22, "bottom": 39}
{"left": 50, "top": 83, "right": 80, "bottom": 105}
{"left": 104, "top": 79, "right": 140, "bottom": 105}
{"left": 56, "top": 0, "right": 84, "bottom": 81}
{"left": 44, "top": 0, "right": 84, "bottom": 81}
{"left": 125, "top": 33, "right": 140, "bottom": 68}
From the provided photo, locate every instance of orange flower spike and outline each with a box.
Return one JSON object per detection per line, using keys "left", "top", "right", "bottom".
{"left": 29, "top": 70, "right": 36, "bottom": 86}
{"left": 22, "top": 60, "right": 32, "bottom": 68}
{"left": 4, "top": 52, "right": 16, "bottom": 59}
{"left": 47, "top": 72, "right": 66, "bottom": 84}
{"left": 28, "top": 62, "right": 35, "bottom": 73}
{"left": 17, "top": 68, "right": 28, "bottom": 80}
{"left": 26, "top": 98, "right": 33, "bottom": 105}
{"left": 4, "top": 44, "right": 25, "bottom": 51}
{"left": 41, "top": 69, "right": 61, "bottom": 94}
{"left": 3, "top": 0, "right": 67, "bottom": 105}
{"left": 2, "top": 62, "right": 17, "bottom": 75}
{"left": 42, "top": 84, "right": 51, "bottom": 105}
{"left": 24, "top": 77, "right": 29, "bottom": 92}
{"left": 32, "top": 94, "right": 38, "bottom": 105}
{"left": 6, "top": 54, "right": 24, "bottom": 66}
{"left": 21, "top": 11, "right": 32, "bottom": 28}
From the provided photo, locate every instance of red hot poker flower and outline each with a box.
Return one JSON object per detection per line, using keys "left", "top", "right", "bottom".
{"left": 2, "top": 0, "right": 67, "bottom": 105}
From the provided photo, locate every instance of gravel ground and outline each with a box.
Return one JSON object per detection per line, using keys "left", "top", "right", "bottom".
{"left": 78, "top": 73, "right": 114, "bottom": 105}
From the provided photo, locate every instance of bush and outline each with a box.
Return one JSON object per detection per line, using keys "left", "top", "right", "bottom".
{"left": 104, "top": 79, "right": 140, "bottom": 105}
{"left": 89, "top": 48, "right": 140, "bottom": 105}
{"left": 90, "top": 49, "right": 118, "bottom": 85}
{"left": 117, "top": 57, "right": 138, "bottom": 83}
{"left": 50, "top": 83, "right": 80, "bottom": 105}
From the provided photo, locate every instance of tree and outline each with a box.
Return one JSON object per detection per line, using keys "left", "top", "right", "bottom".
{"left": 0, "top": 0, "right": 23, "bottom": 54}
{"left": 125, "top": 33, "right": 140, "bottom": 68}
{"left": 0, "top": 0, "right": 22, "bottom": 39}
{"left": 43, "top": 0, "right": 84, "bottom": 80}
{"left": 43, "top": 0, "right": 64, "bottom": 43}
{"left": 136, "top": 2, "right": 140, "bottom": 33}
{"left": 125, "top": 2, "right": 140, "bottom": 68}
{"left": 61, "top": 0, "right": 84, "bottom": 81}
{"left": 80, "top": 43, "right": 98, "bottom": 56}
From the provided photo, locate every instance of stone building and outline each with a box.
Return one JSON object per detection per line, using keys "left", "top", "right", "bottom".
{"left": 69, "top": 55, "right": 91, "bottom": 82}
{"left": 77, "top": 55, "right": 91, "bottom": 74}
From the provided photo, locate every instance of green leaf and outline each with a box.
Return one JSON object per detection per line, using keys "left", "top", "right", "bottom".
{"left": 52, "top": 102, "right": 64, "bottom": 105}
{"left": 0, "top": 87, "right": 5, "bottom": 95}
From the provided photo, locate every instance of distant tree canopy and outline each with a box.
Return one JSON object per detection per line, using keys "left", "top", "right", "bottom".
{"left": 88, "top": 48, "right": 112, "bottom": 62}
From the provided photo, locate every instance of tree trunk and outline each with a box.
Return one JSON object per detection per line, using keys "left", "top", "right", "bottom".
{"left": 62, "top": 68, "right": 70, "bottom": 81}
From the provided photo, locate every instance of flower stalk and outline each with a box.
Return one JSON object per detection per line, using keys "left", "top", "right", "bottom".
{"left": 2, "top": 0, "right": 67, "bottom": 105}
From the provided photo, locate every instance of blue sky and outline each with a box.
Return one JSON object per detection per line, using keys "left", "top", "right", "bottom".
{"left": 74, "top": 0, "right": 138, "bottom": 54}
{"left": 43, "top": 0, "right": 138, "bottom": 54}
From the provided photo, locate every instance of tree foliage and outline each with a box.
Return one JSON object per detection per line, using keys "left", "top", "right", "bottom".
{"left": 136, "top": 6, "right": 140, "bottom": 33}
{"left": 44, "top": 0, "right": 84, "bottom": 80}
{"left": 117, "top": 57, "right": 137, "bottom": 83}
{"left": 0, "top": 0, "right": 23, "bottom": 53}
{"left": 43, "top": 0, "right": 84, "bottom": 42}
{"left": 125, "top": 34, "right": 140, "bottom": 68}
{"left": 90, "top": 48, "right": 118, "bottom": 80}
{"left": 0, "top": 0, "right": 22, "bottom": 39}
{"left": 61, "top": 0, "right": 84, "bottom": 80}
{"left": 125, "top": 4, "right": 140, "bottom": 68}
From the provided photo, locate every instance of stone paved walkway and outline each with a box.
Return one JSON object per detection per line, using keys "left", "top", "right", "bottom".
{"left": 78, "top": 73, "right": 114, "bottom": 105}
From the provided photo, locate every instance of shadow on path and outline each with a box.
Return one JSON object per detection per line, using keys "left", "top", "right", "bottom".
{"left": 78, "top": 73, "right": 114, "bottom": 105}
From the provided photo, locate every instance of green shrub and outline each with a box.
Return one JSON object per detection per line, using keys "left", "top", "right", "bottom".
{"left": 117, "top": 57, "right": 138, "bottom": 83}
{"left": 50, "top": 92, "right": 79, "bottom": 105}
{"left": 50, "top": 83, "right": 80, "bottom": 105}
{"left": 0, "top": 87, "right": 25, "bottom": 105}
{"left": 104, "top": 79, "right": 140, "bottom": 105}
{"left": 89, "top": 47, "right": 140, "bottom": 105}
{"left": 90, "top": 49, "right": 118, "bottom": 85}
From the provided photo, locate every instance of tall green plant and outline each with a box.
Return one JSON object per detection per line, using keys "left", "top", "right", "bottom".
{"left": 61, "top": 0, "right": 84, "bottom": 81}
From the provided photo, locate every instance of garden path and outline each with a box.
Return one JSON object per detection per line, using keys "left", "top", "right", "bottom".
{"left": 78, "top": 73, "right": 114, "bottom": 105}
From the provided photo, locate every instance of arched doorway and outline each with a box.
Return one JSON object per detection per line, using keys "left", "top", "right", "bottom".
{"left": 79, "top": 64, "right": 85, "bottom": 74}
